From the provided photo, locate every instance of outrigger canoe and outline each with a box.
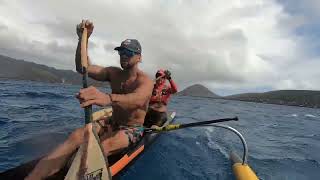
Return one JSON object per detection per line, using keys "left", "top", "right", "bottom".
{"left": 0, "top": 108, "right": 177, "bottom": 179}
{"left": 0, "top": 108, "right": 259, "bottom": 180}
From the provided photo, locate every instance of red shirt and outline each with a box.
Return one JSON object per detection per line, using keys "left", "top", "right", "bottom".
{"left": 149, "top": 79, "right": 178, "bottom": 105}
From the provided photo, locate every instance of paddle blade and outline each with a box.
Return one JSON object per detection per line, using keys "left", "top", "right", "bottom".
{"left": 64, "top": 124, "right": 111, "bottom": 180}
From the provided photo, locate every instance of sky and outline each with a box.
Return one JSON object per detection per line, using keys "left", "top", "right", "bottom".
{"left": 0, "top": 0, "right": 319, "bottom": 96}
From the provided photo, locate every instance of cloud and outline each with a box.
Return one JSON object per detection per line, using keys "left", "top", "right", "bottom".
{"left": 0, "top": 24, "right": 7, "bottom": 31}
{"left": 0, "top": 0, "right": 319, "bottom": 94}
{"left": 104, "top": 42, "right": 117, "bottom": 53}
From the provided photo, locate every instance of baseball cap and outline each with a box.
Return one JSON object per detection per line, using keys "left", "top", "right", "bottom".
{"left": 114, "top": 39, "right": 142, "bottom": 54}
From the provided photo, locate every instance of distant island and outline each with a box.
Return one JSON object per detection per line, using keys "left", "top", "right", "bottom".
{"left": 178, "top": 84, "right": 320, "bottom": 108}
{"left": 0, "top": 54, "right": 107, "bottom": 87}
{"left": 177, "top": 84, "right": 220, "bottom": 98}
{"left": 224, "top": 90, "right": 320, "bottom": 108}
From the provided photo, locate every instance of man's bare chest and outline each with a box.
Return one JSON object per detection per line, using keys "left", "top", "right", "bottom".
{"left": 111, "top": 78, "right": 138, "bottom": 94}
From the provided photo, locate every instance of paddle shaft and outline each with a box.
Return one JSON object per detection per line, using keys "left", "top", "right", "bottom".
{"left": 145, "top": 117, "right": 238, "bottom": 133}
{"left": 80, "top": 25, "right": 92, "bottom": 124}
{"left": 80, "top": 22, "right": 111, "bottom": 179}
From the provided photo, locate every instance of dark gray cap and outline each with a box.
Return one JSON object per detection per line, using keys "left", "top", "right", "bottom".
{"left": 114, "top": 39, "right": 142, "bottom": 54}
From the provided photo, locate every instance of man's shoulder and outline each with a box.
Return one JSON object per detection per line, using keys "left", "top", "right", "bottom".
{"left": 105, "top": 66, "right": 122, "bottom": 77}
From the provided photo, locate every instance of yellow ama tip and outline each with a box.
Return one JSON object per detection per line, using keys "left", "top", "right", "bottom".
{"left": 232, "top": 163, "right": 259, "bottom": 180}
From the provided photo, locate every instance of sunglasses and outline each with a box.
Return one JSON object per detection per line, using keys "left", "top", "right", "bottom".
{"left": 118, "top": 49, "right": 138, "bottom": 57}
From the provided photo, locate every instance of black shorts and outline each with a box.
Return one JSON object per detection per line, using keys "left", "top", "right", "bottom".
{"left": 144, "top": 108, "right": 167, "bottom": 127}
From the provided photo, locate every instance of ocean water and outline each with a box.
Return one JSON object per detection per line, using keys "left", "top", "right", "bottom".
{"left": 0, "top": 80, "right": 319, "bottom": 180}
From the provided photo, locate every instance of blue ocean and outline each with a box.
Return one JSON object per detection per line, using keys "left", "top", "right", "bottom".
{"left": 0, "top": 80, "right": 319, "bottom": 180}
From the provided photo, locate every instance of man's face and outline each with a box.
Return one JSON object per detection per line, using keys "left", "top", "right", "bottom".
{"left": 118, "top": 49, "right": 140, "bottom": 69}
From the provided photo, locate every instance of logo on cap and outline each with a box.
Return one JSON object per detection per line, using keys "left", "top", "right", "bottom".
{"left": 123, "top": 39, "right": 131, "bottom": 45}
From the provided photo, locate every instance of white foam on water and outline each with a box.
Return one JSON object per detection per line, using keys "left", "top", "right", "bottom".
{"left": 204, "top": 130, "right": 229, "bottom": 159}
{"left": 285, "top": 114, "right": 298, "bottom": 117}
{"left": 205, "top": 126, "right": 214, "bottom": 133}
{"left": 305, "top": 114, "right": 316, "bottom": 118}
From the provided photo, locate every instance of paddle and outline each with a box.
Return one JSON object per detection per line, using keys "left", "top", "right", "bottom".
{"left": 80, "top": 22, "right": 92, "bottom": 124}
{"left": 64, "top": 21, "right": 111, "bottom": 180}
{"left": 144, "top": 117, "right": 238, "bottom": 133}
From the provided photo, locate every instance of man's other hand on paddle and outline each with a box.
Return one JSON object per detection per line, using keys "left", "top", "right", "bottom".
{"left": 76, "top": 86, "right": 111, "bottom": 107}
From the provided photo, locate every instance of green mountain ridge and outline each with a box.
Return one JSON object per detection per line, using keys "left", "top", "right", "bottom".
{"left": 0, "top": 54, "right": 108, "bottom": 87}
{"left": 179, "top": 84, "right": 320, "bottom": 108}
{"left": 224, "top": 90, "right": 320, "bottom": 108}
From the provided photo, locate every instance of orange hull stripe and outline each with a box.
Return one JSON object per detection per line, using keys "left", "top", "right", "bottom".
{"left": 110, "top": 145, "right": 145, "bottom": 176}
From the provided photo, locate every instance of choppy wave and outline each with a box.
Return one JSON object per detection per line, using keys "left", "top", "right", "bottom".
{"left": 251, "top": 157, "right": 320, "bottom": 180}
{"left": 21, "top": 104, "right": 61, "bottom": 111}
{"left": 287, "top": 113, "right": 298, "bottom": 117}
{"left": 0, "top": 117, "right": 9, "bottom": 125}
{"left": 0, "top": 91, "right": 67, "bottom": 99}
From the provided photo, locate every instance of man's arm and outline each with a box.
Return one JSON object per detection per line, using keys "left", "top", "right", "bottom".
{"left": 75, "top": 20, "right": 92, "bottom": 74}
{"left": 75, "top": 39, "right": 118, "bottom": 81}
{"left": 75, "top": 39, "right": 84, "bottom": 73}
{"left": 164, "top": 70, "right": 178, "bottom": 94}
{"left": 110, "top": 76, "right": 153, "bottom": 109}
{"left": 168, "top": 79, "right": 178, "bottom": 94}
{"left": 75, "top": 20, "right": 117, "bottom": 82}
{"left": 77, "top": 76, "right": 153, "bottom": 109}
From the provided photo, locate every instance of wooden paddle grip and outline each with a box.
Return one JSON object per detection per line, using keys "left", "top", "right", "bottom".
{"left": 81, "top": 26, "right": 88, "bottom": 70}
